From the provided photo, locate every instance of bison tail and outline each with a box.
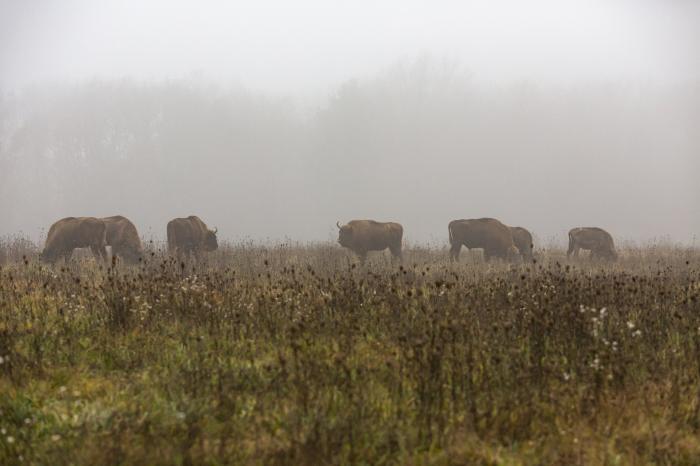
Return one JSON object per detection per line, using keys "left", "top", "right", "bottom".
{"left": 448, "top": 222, "right": 454, "bottom": 245}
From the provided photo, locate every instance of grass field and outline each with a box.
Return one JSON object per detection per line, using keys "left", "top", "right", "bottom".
{"left": 1, "top": 237, "right": 699, "bottom": 465}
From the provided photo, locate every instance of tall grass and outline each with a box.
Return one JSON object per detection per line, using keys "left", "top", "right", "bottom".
{"left": 1, "top": 240, "right": 699, "bottom": 464}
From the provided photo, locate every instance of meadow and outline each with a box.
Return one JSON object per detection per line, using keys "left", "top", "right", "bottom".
{"left": 1, "top": 237, "right": 699, "bottom": 465}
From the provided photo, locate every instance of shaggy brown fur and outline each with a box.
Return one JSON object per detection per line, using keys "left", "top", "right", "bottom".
{"left": 509, "top": 226, "right": 534, "bottom": 262}
{"left": 167, "top": 216, "right": 218, "bottom": 258}
{"left": 449, "top": 218, "right": 519, "bottom": 262}
{"left": 337, "top": 220, "right": 403, "bottom": 264}
{"left": 567, "top": 227, "right": 617, "bottom": 261}
{"left": 41, "top": 217, "right": 108, "bottom": 263}
{"left": 102, "top": 216, "right": 143, "bottom": 263}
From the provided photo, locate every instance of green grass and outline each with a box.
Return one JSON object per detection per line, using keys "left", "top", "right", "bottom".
{"left": 1, "top": 240, "right": 699, "bottom": 465}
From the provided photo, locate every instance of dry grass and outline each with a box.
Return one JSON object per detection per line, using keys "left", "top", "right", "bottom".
{"left": 1, "top": 237, "right": 699, "bottom": 465}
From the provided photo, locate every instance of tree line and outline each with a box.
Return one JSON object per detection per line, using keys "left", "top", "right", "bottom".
{"left": 1, "top": 59, "right": 698, "bottom": 244}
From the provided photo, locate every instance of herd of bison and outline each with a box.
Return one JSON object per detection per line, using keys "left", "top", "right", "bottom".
{"left": 38, "top": 215, "right": 618, "bottom": 264}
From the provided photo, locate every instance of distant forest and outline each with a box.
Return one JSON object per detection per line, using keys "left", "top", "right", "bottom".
{"left": 1, "top": 60, "right": 698, "bottom": 243}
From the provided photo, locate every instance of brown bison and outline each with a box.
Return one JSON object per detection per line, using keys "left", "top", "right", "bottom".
{"left": 102, "top": 216, "right": 143, "bottom": 263}
{"left": 167, "top": 216, "right": 218, "bottom": 258}
{"left": 336, "top": 220, "right": 403, "bottom": 263}
{"left": 567, "top": 227, "right": 617, "bottom": 261}
{"left": 40, "top": 217, "right": 108, "bottom": 263}
{"left": 509, "top": 226, "right": 534, "bottom": 262}
{"left": 449, "top": 218, "right": 519, "bottom": 262}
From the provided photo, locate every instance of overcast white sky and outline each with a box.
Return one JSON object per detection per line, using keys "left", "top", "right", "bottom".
{"left": 1, "top": 0, "right": 698, "bottom": 93}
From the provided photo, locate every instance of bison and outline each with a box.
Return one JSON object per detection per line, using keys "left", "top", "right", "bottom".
{"left": 336, "top": 220, "right": 403, "bottom": 264}
{"left": 448, "top": 218, "right": 519, "bottom": 262}
{"left": 167, "top": 216, "right": 218, "bottom": 258}
{"left": 509, "top": 226, "right": 534, "bottom": 262}
{"left": 102, "top": 216, "right": 143, "bottom": 264}
{"left": 40, "top": 217, "right": 108, "bottom": 263}
{"left": 567, "top": 227, "right": 617, "bottom": 261}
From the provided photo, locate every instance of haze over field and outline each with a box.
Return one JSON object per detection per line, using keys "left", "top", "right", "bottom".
{"left": 1, "top": 0, "right": 698, "bottom": 245}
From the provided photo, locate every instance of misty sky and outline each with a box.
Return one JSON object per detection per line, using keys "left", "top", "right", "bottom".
{"left": 2, "top": 0, "right": 698, "bottom": 92}
{"left": 1, "top": 0, "right": 698, "bottom": 246}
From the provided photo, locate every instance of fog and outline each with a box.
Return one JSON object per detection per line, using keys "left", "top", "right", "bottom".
{"left": 1, "top": 0, "right": 698, "bottom": 246}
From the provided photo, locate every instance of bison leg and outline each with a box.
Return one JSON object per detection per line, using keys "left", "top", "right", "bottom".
{"left": 389, "top": 245, "right": 402, "bottom": 263}
{"left": 356, "top": 251, "right": 368, "bottom": 265}
{"left": 90, "top": 244, "right": 108, "bottom": 262}
{"left": 62, "top": 249, "right": 73, "bottom": 263}
{"left": 112, "top": 244, "right": 129, "bottom": 263}
{"left": 174, "top": 245, "right": 192, "bottom": 262}
{"left": 567, "top": 243, "right": 580, "bottom": 259}
{"left": 193, "top": 246, "right": 207, "bottom": 262}
{"left": 449, "top": 243, "right": 461, "bottom": 262}
{"left": 99, "top": 245, "right": 108, "bottom": 261}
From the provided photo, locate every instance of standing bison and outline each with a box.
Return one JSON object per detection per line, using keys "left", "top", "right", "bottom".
{"left": 102, "top": 216, "right": 143, "bottom": 264}
{"left": 40, "top": 217, "right": 108, "bottom": 263}
{"left": 167, "top": 216, "right": 218, "bottom": 258}
{"left": 567, "top": 227, "right": 617, "bottom": 261}
{"left": 336, "top": 220, "right": 403, "bottom": 264}
{"left": 509, "top": 226, "right": 534, "bottom": 262}
{"left": 449, "top": 218, "right": 519, "bottom": 262}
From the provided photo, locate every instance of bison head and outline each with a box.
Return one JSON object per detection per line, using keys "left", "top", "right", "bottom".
{"left": 520, "top": 243, "right": 534, "bottom": 261}
{"left": 337, "top": 222, "right": 352, "bottom": 248}
{"left": 39, "top": 248, "right": 59, "bottom": 264}
{"left": 592, "top": 241, "right": 618, "bottom": 262}
{"left": 507, "top": 245, "right": 521, "bottom": 262}
{"left": 604, "top": 247, "right": 618, "bottom": 261}
{"left": 120, "top": 247, "right": 143, "bottom": 264}
{"left": 204, "top": 227, "right": 218, "bottom": 251}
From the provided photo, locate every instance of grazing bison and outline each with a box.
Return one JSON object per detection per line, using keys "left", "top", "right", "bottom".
{"left": 102, "top": 216, "right": 143, "bottom": 263}
{"left": 509, "top": 226, "right": 534, "bottom": 262}
{"left": 567, "top": 227, "right": 617, "bottom": 261}
{"left": 167, "top": 216, "right": 218, "bottom": 258}
{"left": 336, "top": 220, "right": 403, "bottom": 263}
{"left": 40, "top": 217, "right": 108, "bottom": 263}
{"left": 448, "top": 218, "right": 519, "bottom": 262}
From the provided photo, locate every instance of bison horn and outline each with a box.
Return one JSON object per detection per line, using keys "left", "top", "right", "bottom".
{"left": 336, "top": 221, "right": 341, "bottom": 229}
{"left": 213, "top": 227, "right": 218, "bottom": 234}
